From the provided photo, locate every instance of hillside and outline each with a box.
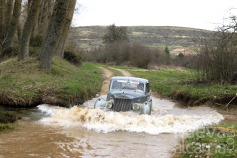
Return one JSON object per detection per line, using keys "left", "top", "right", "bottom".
{"left": 68, "top": 26, "right": 214, "bottom": 49}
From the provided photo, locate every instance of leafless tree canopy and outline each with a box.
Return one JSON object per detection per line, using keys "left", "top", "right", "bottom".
{"left": 193, "top": 16, "right": 237, "bottom": 85}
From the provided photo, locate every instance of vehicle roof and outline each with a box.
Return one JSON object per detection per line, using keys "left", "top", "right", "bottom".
{"left": 111, "top": 76, "right": 149, "bottom": 83}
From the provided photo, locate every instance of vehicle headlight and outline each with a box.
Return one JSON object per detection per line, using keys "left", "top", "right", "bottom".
{"left": 132, "top": 103, "right": 140, "bottom": 111}
{"left": 106, "top": 101, "right": 113, "bottom": 109}
{"left": 110, "top": 99, "right": 114, "bottom": 104}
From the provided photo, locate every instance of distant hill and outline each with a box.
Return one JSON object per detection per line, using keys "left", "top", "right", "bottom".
{"left": 68, "top": 26, "right": 214, "bottom": 50}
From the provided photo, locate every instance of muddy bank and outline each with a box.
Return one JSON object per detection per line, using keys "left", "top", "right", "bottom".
{"left": 0, "top": 109, "right": 18, "bottom": 132}
{"left": 0, "top": 110, "right": 18, "bottom": 124}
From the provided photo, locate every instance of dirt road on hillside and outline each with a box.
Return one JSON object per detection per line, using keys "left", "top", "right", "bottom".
{"left": 96, "top": 67, "right": 114, "bottom": 95}
{"left": 108, "top": 67, "right": 134, "bottom": 77}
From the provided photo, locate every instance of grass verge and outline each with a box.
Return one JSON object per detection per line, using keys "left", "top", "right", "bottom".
{"left": 174, "top": 124, "right": 237, "bottom": 158}
{"left": 0, "top": 57, "right": 103, "bottom": 107}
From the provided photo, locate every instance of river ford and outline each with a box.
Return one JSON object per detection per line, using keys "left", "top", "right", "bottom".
{"left": 0, "top": 95, "right": 224, "bottom": 158}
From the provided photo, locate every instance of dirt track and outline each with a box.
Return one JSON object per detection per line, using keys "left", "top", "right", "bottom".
{"left": 96, "top": 67, "right": 114, "bottom": 95}
{"left": 108, "top": 67, "right": 134, "bottom": 77}
{"left": 96, "top": 66, "right": 134, "bottom": 95}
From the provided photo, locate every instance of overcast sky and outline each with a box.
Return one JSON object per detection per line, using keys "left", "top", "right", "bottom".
{"left": 73, "top": 0, "right": 237, "bottom": 31}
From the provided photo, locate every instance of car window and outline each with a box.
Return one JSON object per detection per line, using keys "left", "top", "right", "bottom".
{"left": 145, "top": 83, "right": 149, "bottom": 93}
{"left": 111, "top": 80, "right": 144, "bottom": 92}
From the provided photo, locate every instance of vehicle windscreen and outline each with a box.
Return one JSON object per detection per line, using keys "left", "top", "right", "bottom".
{"left": 111, "top": 80, "right": 144, "bottom": 92}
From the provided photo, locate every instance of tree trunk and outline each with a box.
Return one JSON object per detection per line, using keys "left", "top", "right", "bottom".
{"left": 48, "top": 0, "right": 54, "bottom": 18}
{"left": 37, "top": 0, "right": 45, "bottom": 31}
{"left": 27, "top": 0, "right": 32, "bottom": 13}
{"left": 39, "top": 0, "right": 69, "bottom": 69}
{"left": 0, "top": 0, "right": 6, "bottom": 42}
{"left": 31, "top": 16, "right": 38, "bottom": 37}
{"left": 55, "top": 0, "right": 76, "bottom": 57}
{"left": 17, "top": 24, "right": 22, "bottom": 45}
{"left": 19, "top": 0, "right": 42, "bottom": 61}
{"left": 5, "top": 0, "right": 14, "bottom": 34}
{"left": 38, "top": 0, "right": 49, "bottom": 36}
{"left": 3, "top": 0, "right": 22, "bottom": 49}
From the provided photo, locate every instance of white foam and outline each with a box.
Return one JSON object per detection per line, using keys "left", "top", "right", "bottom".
{"left": 37, "top": 104, "right": 63, "bottom": 116}
{"left": 38, "top": 104, "right": 224, "bottom": 135}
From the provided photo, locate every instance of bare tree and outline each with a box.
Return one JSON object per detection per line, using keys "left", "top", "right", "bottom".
{"left": 39, "top": 0, "right": 70, "bottom": 69}
{"left": 38, "top": 0, "right": 47, "bottom": 35}
{"left": 55, "top": 0, "right": 76, "bottom": 57}
{"left": 194, "top": 15, "right": 237, "bottom": 84}
{"left": 5, "top": 0, "right": 14, "bottom": 34}
{"left": 19, "top": 0, "right": 42, "bottom": 61}
{"left": 0, "top": 0, "right": 6, "bottom": 51}
{"left": 3, "top": 0, "right": 22, "bottom": 49}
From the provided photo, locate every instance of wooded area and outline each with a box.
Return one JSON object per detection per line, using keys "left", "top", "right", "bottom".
{"left": 0, "top": 0, "right": 77, "bottom": 70}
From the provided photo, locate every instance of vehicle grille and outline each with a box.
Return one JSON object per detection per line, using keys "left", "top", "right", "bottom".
{"left": 113, "top": 98, "right": 132, "bottom": 112}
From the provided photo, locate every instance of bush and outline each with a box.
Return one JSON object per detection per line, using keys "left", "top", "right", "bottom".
{"left": 85, "top": 41, "right": 160, "bottom": 68}
{"left": 64, "top": 51, "right": 82, "bottom": 66}
{"left": 30, "top": 35, "right": 43, "bottom": 47}
{"left": 1, "top": 45, "right": 20, "bottom": 58}
{"left": 177, "top": 53, "right": 184, "bottom": 58}
{"left": 130, "top": 43, "right": 154, "bottom": 69}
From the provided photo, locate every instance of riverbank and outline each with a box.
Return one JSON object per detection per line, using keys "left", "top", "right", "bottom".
{"left": 0, "top": 57, "right": 103, "bottom": 107}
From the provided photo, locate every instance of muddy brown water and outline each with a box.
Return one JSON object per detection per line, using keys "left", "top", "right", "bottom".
{"left": 0, "top": 95, "right": 224, "bottom": 158}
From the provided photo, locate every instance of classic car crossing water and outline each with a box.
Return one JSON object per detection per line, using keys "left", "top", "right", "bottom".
{"left": 94, "top": 76, "right": 152, "bottom": 115}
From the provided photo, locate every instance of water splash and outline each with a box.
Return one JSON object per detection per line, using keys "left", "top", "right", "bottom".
{"left": 38, "top": 96, "right": 224, "bottom": 135}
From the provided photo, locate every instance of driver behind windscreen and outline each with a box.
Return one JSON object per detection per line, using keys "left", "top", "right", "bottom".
{"left": 137, "top": 83, "right": 144, "bottom": 91}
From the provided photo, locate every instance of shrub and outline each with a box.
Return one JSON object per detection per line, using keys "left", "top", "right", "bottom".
{"left": 85, "top": 41, "right": 160, "bottom": 68}
{"left": 1, "top": 45, "right": 20, "bottom": 58}
{"left": 130, "top": 43, "right": 154, "bottom": 69}
{"left": 30, "top": 35, "right": 43, "bottom": 47}
{"left": 177, "top": 53, "right": 184, "bottom": 58}
{"left": 64, "top": 51, "right": 82, "bottom": 66}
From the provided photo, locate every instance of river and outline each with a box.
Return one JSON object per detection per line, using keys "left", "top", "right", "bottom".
{"left": 0, "top": 95, "right": 224, "bottom": 158}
